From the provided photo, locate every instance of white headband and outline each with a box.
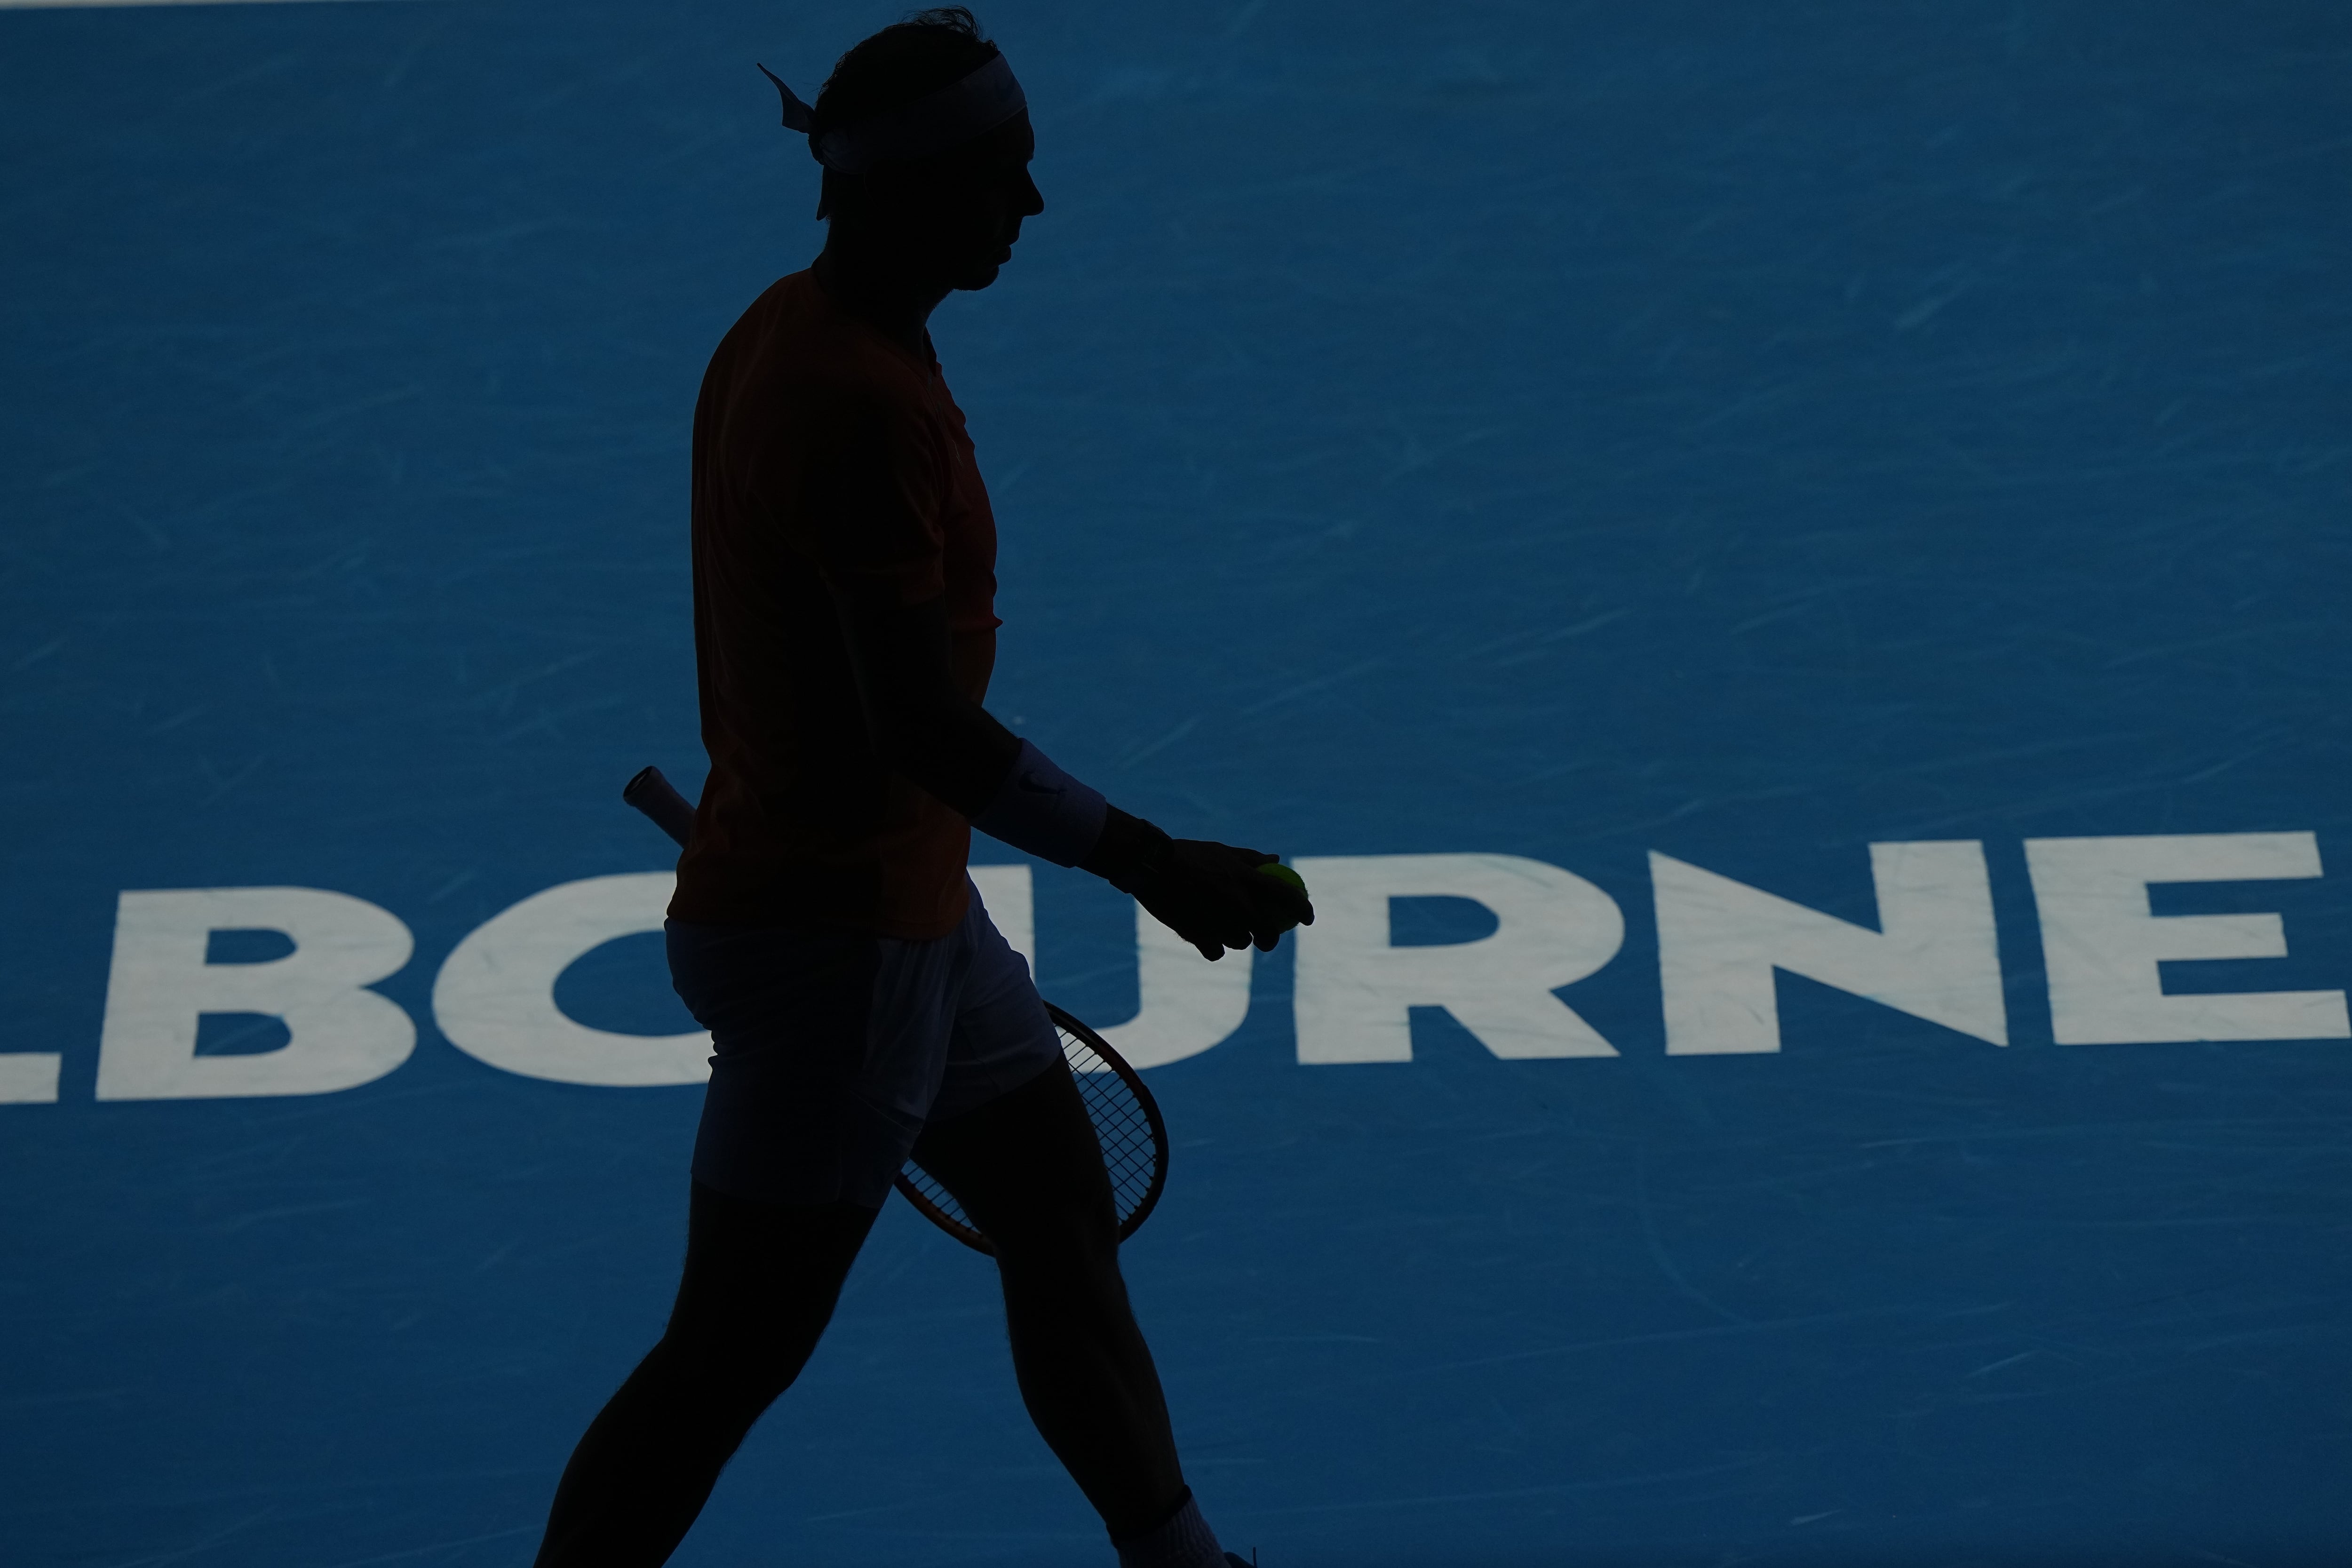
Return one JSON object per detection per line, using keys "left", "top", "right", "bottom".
{"left": 757, "top": 54, "right": 1027, "bottom": 174}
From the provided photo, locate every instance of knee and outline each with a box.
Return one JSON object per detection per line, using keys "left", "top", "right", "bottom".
{"left": 647, "top": 1323, "right": 800, "bottom": 1418}
{"left": 992, "top": 1207, "right": 1125, "bottom": 1299}
{"left": 995, "top": 1182, "right": 1117, "bottom": 1254}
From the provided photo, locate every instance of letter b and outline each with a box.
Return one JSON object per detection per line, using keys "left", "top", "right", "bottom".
{"left": 96, "top": 888, "right": 416, "bottom": 1100}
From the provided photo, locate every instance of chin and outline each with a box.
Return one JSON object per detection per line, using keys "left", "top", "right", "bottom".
{"left": 952, "top": 261, "right": 1005, "bottom": 292}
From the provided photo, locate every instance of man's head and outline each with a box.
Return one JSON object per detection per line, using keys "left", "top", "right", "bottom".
{"left": 806, "top": 8, "right": 1043, "bottom": 294}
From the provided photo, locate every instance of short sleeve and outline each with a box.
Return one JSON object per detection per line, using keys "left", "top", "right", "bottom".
{"left": 786, "top": 385, "right": 948, "bottom": 606}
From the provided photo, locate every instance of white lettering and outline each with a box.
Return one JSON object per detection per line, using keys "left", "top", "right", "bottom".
{"left": 968, "top": 863, "right": 1035, "bottom": 970}
{"left": 1653, "top": 843, "right": 2007, "bottom": 1055}
{"left": 2025, "top": 832, "right": 2349, "bottom": 1044}
{"left": 1291, "top": 853, "right": 1622, "bottom": 1064}
{"left": 432, "top": 873, "right": 709, "bottom": 1086}
{"left": 0, "top": 1053, "right": 62, "bottom": 1104}
{"left": 95, "top": 887, "right": 415, "bottom": 1100}
{"left": 969, "top": 862, "right": 1252, "bottom": 1070}
{"left": 1101, "top": 901, "right": 1255, "bottom": 1069}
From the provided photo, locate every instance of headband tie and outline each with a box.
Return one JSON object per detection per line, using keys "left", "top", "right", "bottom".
{"left": 756, "top": 54, "right": 1027, "bottom": 173}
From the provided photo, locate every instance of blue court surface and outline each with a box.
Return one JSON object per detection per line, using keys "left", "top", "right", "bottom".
{"left": 5, "top": 2, "right": 2350, "bottom": 1565}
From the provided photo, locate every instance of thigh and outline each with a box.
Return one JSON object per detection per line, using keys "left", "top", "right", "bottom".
{"left": 667, "top": 1180, "right": 879, "bottom": 1351}
{"left": 916, "top": 887, "right": 1111, "bottom": 1243}
{"left": 927, "top": 882, "right": 1067, "bottom": 1128}
{"left": 669, "top": 919, "right": 965, "bottom": 1209}
{"left": 911, "top": 1057, "right": 1116, "bottom": 1254}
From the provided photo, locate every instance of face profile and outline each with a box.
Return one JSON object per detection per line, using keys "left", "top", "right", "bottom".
{"left": 841, "top": 109, "right": 1043, "bottom": 295}
{"left": 761, "top": 33, "right": 1042, "bottom": 322}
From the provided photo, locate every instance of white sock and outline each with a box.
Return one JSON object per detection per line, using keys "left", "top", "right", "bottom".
{"left": 1113, "top": 1491, "right": 1226, "bottom": 1568}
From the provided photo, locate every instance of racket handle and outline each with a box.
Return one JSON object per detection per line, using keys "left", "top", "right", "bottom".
{"left": 623, "top": 765, "right": 697, "bottom": 849}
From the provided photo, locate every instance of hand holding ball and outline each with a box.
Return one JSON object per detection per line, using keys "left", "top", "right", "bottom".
{"left": 1257, "top": 861, "right": 1307, "bottom": 895}
{"left": 1251, "top": 859, "right": 1314, "bottom": 941}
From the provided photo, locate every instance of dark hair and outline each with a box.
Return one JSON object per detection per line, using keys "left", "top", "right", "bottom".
{"left": 811, "top": 8, "right": 1000, "bottom": 215}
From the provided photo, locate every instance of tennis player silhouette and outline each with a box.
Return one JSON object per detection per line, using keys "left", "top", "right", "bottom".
{"left": 527, "top": 12, "right": 1309, "bottom": 1568}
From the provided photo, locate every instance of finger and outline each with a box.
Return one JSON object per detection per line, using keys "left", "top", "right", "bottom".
{"left": 1243, "top": 879, "right": 1313, "bottom": 928}
{"left": 1195, "top": 939, "right": 1224, "bottom": 961}
{"left": 1211, "top": 887, "right": 1256, "bottom": 950}
{"left": 1254, "top": 907, "right": 1304, "bottom": 946}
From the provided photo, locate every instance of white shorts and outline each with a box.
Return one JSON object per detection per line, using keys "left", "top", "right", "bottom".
{"left": 667, "top": 876, "right": 1065, "bottom": 1207}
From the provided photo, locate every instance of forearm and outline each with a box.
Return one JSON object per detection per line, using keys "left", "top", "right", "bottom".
{"left": 1080, "top": 804, "right": 1170, "bottom": 888}
{"left": 828, "top": 588, "right": 1302, "bottom": 951}
{"left": 833, "top": 585, "right": 1023, "bottom": 815}
{"left": 930, "top": 709, "right": 1312, "bottom": 959}
{"left": 968, "top": 735, "right": 1112, "bottom": 868}
{"left": 873, "top": 689, "right": 1023, "bottom": 819}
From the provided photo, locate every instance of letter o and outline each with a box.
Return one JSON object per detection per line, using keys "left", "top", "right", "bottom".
{"left": 433, "top": 873, "right": 710, "bottom": 1086}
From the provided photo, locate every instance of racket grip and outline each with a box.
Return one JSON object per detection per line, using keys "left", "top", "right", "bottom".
{"left": 623, "top": 765, "right": 697, "bottom": 850}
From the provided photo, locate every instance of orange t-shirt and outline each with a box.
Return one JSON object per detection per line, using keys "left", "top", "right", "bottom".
{"left": 669, "top": 270, "right": 1001, "bottom": 937}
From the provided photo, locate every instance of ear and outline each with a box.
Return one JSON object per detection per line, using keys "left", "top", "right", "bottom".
{"left": 818, "top": 169, "right": 884, "bottom": 223}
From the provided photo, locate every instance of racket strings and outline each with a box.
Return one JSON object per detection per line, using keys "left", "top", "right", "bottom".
{"left": 902, "top": 1024, "right": 1161, "bottom": 1240}
{"left": 1064, "top": 1029, "right": 1159, "bottom": 1217}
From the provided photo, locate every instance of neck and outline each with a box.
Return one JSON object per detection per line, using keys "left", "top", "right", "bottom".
{"left": 812, "top": 236, "right": 946, "bottom": 361}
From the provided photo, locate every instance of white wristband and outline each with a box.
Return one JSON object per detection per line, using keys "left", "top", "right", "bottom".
{"left": 972, "top": 739, "right": 1109, "bottom": 868}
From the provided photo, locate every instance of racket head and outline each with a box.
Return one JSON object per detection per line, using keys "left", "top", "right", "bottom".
{"left": 894, "top": 1003, "right": 1169, "bottom": 1256}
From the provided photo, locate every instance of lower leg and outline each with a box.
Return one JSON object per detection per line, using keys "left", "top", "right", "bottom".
{"left": 912, "top": 1066, "right": 1191, "bottom": 1539}
{"left": 532, "top": 1185, "right": 876, "bottom": 1568}
{"left": 532, "top": 1338, "right": 749, "bottom": 1568}
{"left": 1000, "top": 1242, "right": 1186, "bottom": 1536}
{"left": 1003, "top": 1255, "right": 1242, "bottom": 1567}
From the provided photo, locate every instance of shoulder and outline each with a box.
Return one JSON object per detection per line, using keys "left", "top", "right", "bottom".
{"left": 725, "top": 275, "right": 929, "bottom": 409}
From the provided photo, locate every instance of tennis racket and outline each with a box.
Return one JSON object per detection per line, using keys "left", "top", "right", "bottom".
{"left": 622, "top": 764, "right": 1170, "bottom": 1255}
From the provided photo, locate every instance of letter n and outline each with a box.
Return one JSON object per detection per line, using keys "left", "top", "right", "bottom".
{"left": 1652, "top": 842, "right": 2008, "bottom": 1055}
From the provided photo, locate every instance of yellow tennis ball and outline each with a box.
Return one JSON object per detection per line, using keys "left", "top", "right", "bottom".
{"left": 1257, "top": 862, "right": 1307, "bottom": 895}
